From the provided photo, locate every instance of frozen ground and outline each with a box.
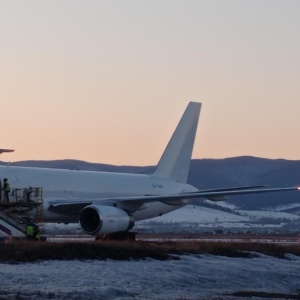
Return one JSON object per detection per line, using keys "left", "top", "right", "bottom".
{"left": 1, "top": 254, "right": 300, "bottom": 300}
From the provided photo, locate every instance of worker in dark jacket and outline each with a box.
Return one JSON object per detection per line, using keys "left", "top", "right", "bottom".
{"left": 3, "top": 178, "right": 10, "bottom": 202}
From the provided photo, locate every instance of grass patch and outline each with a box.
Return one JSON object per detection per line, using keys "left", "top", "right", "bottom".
{"left": 0, "top": 240, "right": 299, "bottom": 262}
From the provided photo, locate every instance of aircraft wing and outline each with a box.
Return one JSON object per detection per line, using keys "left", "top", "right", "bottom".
{"left": 98, "top": 185, "right": 300, "bottom": 213}
{"left": 46, "top": 185, "right": 299, "bottom": 215}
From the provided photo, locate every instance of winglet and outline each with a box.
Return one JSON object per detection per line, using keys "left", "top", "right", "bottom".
{"left": 152, "top": 102, "right": 201, "bottom": 183}
{"left": 0, "top": 149, "right": 14, "bottom": 155}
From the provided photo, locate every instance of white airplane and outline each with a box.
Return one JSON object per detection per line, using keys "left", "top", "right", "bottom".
{"left": 0, "top": 102, "right": 298, "bottom": 237}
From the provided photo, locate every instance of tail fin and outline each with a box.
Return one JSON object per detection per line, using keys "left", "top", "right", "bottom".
{"left": 152, "top": 102, "right": 201, "bottom": 183}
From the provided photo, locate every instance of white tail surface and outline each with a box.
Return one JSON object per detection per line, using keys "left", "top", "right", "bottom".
{"left": 152, "top": 102, "right": 201, "bottom": 183}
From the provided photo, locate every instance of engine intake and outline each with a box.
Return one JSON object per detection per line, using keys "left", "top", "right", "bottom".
{"left": 79, "top": 205, "right": 135, "bottom": 235}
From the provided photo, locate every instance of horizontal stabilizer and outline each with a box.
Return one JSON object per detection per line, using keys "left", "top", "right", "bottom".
{"left": 0, "top": 149, "right": 14, "bottom": 155}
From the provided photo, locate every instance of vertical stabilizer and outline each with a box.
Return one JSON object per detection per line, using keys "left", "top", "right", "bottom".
{"left": 152, "top": 102, "right": 201, "bottom": 183}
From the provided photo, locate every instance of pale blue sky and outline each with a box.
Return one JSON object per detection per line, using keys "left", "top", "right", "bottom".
{"left": 1, "top": 1, "right": 300, "bottom": 164}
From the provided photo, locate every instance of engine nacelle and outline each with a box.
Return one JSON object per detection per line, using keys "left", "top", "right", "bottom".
{"left": 79, "top": 205, "right": 135, "bottom": 235}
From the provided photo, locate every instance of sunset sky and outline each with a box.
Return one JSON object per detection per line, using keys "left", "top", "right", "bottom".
{"left": 1, "top": 1, "right": 300, "bottom": 165}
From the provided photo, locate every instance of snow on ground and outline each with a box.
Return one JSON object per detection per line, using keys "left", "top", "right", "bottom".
{"left": 141, "top": 205, "right": 249, "bottom": 224}
{"left": 1, "top": 254, "right": 299, "bottom": 299}
{"left": 272, "top": 203, "right": 300, "bottom": 212}
{"left": 205, "top": 200, "right": 237, "bottom": 210}
{"left": 138, "top": 205, "right": 300, "bottom": 230}
{"left": 238, "top": 210, "right": 300, "bottom": 221}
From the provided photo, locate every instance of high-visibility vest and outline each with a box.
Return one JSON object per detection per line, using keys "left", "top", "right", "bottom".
{"left": 26, "top": 225, "right": 34, "bottom": 236}
{"left": 4, "top": 182, "right": 10, "bottom": 192}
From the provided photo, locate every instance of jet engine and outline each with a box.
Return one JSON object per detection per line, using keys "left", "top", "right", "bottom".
{"left": 79, "top": 205, "right": 135, "bottom": 235}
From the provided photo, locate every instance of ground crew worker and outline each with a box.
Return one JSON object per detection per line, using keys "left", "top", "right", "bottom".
{"left": 26, "top": 221, "right": 40, "bottom": 241}
{"left": 26, "top": 222, "right": 34, "bottom": 240}
{"left": 3, "top": 178, "right": 10, "bottom": 202}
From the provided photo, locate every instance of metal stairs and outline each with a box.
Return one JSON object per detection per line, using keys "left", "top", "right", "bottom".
{"left": 0, "top": 187, "right": 44, "bottom": 237}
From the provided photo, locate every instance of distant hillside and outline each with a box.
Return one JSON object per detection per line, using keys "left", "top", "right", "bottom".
{"left": 1, "top": 156, "right": 299, "bottom": 210}
{"left": 188, "top": 157, "right": 300, "bottom": 210}
{"left": 0, "top": 159, "right": 155, "bottom": 174}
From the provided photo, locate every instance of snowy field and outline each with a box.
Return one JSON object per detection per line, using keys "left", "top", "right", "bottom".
{"left": 137, "top": 204, "right": 300, "bottom": 230}
{"left": 144, "top": 205, "right": 249, "bottom": 224}
{"left": 1, "top": 254, "right": 300, "bottom": 300}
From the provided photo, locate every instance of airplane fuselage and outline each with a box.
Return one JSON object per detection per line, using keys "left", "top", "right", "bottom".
{"left": 0, "top": 165, "right": 197, "bottom": 223}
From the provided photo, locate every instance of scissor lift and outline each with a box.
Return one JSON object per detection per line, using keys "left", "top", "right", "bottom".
{"left": 0, "top": 187, "right": 44, "bottom": 238}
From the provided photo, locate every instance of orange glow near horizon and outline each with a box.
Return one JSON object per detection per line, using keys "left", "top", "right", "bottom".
{"left": 1, "top": 1, "right": 300, "bottom": 165}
